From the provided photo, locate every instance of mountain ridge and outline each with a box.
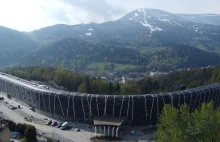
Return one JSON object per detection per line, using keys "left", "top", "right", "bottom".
{"left": 0, "top": 8, "right": 220, "bottom": 74}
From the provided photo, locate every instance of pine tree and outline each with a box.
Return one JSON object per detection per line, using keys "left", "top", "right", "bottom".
{"left": 116, "top": 82, "right": 120, "bottom": 94}
{"left": 84, "top": 76, "right": 91, "bottom": 93}
{"left": 109, "top": 82, "right": 113, "bottom": 94}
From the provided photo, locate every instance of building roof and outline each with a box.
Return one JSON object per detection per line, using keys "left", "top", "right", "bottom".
{"left": 93, "top": 116, "right": 127, "bottom": 127}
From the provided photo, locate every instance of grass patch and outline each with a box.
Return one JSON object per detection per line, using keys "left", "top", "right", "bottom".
{"left": 139, "top": 46, "right": 166, "bottom": 54}
{"left": 21, "top": 138, "right": 27, "bottom": 142}
{"left": 85, "top": 62, "right": 139, "bottom": 75}
{"left": 47, "top": 137, "right": 59, "bottom": 142}
{"left": 114, "top": 64, "right": 138, "bottom": 70}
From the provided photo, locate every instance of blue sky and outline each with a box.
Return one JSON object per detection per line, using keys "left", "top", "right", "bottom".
{"left": 0, "top": 0, "right": 219, "bottom": 31}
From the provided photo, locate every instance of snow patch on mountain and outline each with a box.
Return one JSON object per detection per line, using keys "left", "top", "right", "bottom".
{"left": 192, "top": 25, "right": 199, "bottom": 32}
{"left": 85, "top": 33, "right": 92, "bottom": 36}
{"left": 202, "top": 14, "right": 219, "bottom": 16}
{"left": 139, "top": 9, "right": 162, "bottom": 34}
{"left": 158, "top": 18, "right": 173, "bottom": 24}
{"left": 129, "top": 13, "right": 139, "bottom": 20}
{"left": 195, "top": 28, "right": 198, "bottom": 32}
{"left": 171, "top": 20, "right": 183, "bottom": 27}
{"left": 88, "top": 28, "right": 93, "bottom": 31}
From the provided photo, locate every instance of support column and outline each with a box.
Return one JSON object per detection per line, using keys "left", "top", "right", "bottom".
{"left": 112, "top": 127, "right": 115, "bottom": 137}
{"left": 116, "top": 127, "right": 119, "bottom": 138}
{"left": 95, "top": 126, "right": 97, "bottom": 137}
{"left": 108, "top": 126, "right": 110, "bottom": 137}
{"left": 156, "top": 95, "right": 159, "bottom": 122}
{"left": 100, "top": 126, "right": 102, "bottom": 136}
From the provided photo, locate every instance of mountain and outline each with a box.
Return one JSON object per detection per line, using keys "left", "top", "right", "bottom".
{"left": 30, "top": 9, "right": 220, "bottom": 53}
{"left": 178, "top": 14, "right": 220, "bottom": 26}
{"left": 21, "top": 38, "right": 148, "bottom": 69}
{"left": 21, "top": 38, "right": 220, "bottom": 73}
{"left": 0, "top": 26, "right": 38, "bottom": 68}
{"left": 1, "top": 8, "right": 220, "bottom": 74}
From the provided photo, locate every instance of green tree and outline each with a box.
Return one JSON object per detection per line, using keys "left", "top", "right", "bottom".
{"left": 156, "top": 102, "right": 220, "bottom": 142}
{"left": 84, "top": 76, "right": 91, "bottom": 93}
{"left": 78, "top": 83, "right": 86, "bottom": 93}
{"left": 115, "top": 83, "right": 120, "bottom": 94}
{"left": 24, "top": 126, "right": 37, "bottom": 142}
{"left": 109, "top": 82, "right": 113, "bottom": 94}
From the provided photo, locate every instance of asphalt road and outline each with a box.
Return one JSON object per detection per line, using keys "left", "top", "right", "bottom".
{"left": 0, "top": 94, "right": 94, "bottom": 142}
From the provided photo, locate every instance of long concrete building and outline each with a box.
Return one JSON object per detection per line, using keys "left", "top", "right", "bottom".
{"left": 0, "top": 72, "right": 220, "bottom": 126}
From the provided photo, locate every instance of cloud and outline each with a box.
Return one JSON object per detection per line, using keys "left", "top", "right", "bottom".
{"left": 61, "top": 0, "right": 125, "bottom": 21}
{"left": 40, "top": 4, "right": 71, "bottom": 24}
{"left": 1, "top": 0, "right": 220, "bottom": 31}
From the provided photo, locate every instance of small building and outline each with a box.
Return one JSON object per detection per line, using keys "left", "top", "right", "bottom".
{"left": 93, "top": 116, "right": 127, "bottom": 138}
{"left": 101, "top": 77, "right": 108, "bottom": 80}
{"left": 121, "top": 77, "right": 125, "bottom": 84}
{"left": 150, "top": 71, "right": 168, "bottom": 77}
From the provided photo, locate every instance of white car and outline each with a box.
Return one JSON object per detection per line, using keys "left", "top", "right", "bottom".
{"left": 8, "top": 105, "right": 17, "bottom": 110}
{"left": 39, "top": 85, "right": 49, "bottom": 89}
{"left": 60, "top": 122, "right": 69, "bottom": 130}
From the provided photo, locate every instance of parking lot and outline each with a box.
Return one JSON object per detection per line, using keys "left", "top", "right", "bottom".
{"left": 0, "top": 93, "right": 95, "bottom": 142}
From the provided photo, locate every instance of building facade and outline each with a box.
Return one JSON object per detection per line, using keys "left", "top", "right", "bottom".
{"left": 0, "top": 73, "right": 220, "bottom": 125}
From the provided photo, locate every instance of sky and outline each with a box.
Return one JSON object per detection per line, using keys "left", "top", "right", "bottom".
{"left": 0, "top": 0, "right": 220, "bottom": 31}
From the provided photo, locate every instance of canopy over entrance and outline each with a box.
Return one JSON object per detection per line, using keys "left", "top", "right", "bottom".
{"left": 93, "top": 117, "right": 127, "bottom": 138}
{"left": 93, "top": 116, "right": 127, "bottom": 127}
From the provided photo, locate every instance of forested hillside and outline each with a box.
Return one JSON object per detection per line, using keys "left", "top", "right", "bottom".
{"left": 21, "top": 38, "right": 149, "bottom": 71}
{"left": 20, "top": 37, "right": 220, "bottom": 73}
{"left": 0, "top": 26, "right": 38, "bottom": 68}
{"left": 1, "top": 9, "right": 220, "bottom": 75}
{"left": 2, "top": 66, "right": 220, "bottom": 95}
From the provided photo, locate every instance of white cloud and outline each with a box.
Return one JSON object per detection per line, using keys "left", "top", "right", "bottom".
{"left": 0, "top": 0, "right": 125, "bottom": 31}
{"left": 0, "top": 0, "right": 93, "bottom": 31}
{"left": 0, "top": 0, "right": 219, "bottom": 31}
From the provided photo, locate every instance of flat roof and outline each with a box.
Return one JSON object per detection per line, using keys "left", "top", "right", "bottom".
{"left": 93, "top": 116, "right": 127, "bottom": 127}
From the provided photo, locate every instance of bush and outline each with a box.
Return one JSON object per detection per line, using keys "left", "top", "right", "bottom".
{"left": 3, "top": 120, "right": 37, "bottom": 142}
{"left": 3, "top": 119, "right": 16, "bottom": 131}
{"left": 24, "top": 126, "right": 37, "bottom": 142}
{"left": 16, "top": 123, "right": 27, "bottom": 134}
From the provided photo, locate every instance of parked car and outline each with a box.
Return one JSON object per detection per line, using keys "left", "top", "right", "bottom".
{"left": 44, "top": 86, "right": 49, "bottom": 89}
{"left": 0, "top": 97, "right": 4, "bottom": 100}
{"left": 46, "top": 120, "right": 52, "bottom": 125}
{"left": 8, "top": 105, "right": 17, "bottom": 110}
{"left": 51, "top": 121, "right": 58, "bottom": 126}
{"left": 32, "top": 84, "right": 37, "bottom": 86}
{"left": 75, "top": 128, "right": 81, "bottom": 132}
{"left": 60, "top": 122, "right": 68, "bottom": 130}
{"left": 57, "top": 122, "right": 63, "bottom": 128}
{"left": 29, "top": 107, "right": 34, "bottom": 111}
{"left": 39, "top": 85, "right": 49, "bottom": 89}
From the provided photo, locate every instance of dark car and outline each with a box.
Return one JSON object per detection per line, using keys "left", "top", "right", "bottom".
{"left": 46, "top": 120, "right": 52, "bottom": 125}
{"left": 0, "top": 97, "right": 4, "bottom": 100}
{"left": 57, "top": 122, "right": 63, "bottom": 128}
{"left": 75, "top": 128, "right": 81, "bottom": 132}
{"left": 51, "top": 121, "right": 58, "bottom": 126}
